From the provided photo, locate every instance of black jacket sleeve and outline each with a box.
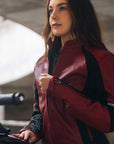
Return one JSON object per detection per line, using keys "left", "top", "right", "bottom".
{"left": 21, "top": 81, "right": 43, "bottom": 139}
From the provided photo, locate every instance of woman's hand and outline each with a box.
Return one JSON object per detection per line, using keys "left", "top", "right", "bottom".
{"left": 12, "top": 130, "right": 37, "bottom": 144}
{"left": 39, "top": 73, "right": 53, "bottom": 94}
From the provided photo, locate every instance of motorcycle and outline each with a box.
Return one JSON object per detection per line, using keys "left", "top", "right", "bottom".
{"left": 0, "top": 92, "right": 29, "bottom": 144}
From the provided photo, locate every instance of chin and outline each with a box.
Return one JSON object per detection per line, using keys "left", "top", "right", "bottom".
{"left": 53, "top": 33, "right": 62, "bottom": 37}
{"left": 52, "top": 30, "right": 63, "bottom": 37}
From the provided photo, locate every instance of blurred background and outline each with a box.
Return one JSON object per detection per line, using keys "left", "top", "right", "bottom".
{"left": 0, "top": 0, "right": 114, "bottom": 143}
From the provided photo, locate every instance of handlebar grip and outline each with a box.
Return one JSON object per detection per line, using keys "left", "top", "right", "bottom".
{"left": 0, "top": 93, "right": 25, "bottom": 105}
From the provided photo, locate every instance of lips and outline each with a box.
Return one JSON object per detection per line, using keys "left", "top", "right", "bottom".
{"left": 52, "top": 23, "right": 61, "bottom": 27}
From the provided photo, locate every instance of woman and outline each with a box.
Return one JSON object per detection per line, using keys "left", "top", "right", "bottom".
{"left": 14, "top": 0, "right": 114, "bottom": 143}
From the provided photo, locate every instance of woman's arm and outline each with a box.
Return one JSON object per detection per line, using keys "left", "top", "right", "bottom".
{"left": 19, "top": 81, "right": 43, "bottom": 142}
{"left": 47, "top": 54, "right": 114, "bottom": 133}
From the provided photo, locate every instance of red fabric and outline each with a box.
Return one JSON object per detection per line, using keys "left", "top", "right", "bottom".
{"left": 34, "top": 39, "right": 114, "bottom": 144}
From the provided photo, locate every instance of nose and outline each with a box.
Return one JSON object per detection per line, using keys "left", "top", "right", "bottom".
{"left": 50, "top": 10, "right": 57, "bottom": 19}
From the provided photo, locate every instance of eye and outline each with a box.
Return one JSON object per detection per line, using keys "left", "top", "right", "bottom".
{"left": 48, "top": 9, "right": 53, "bottom": 15}
{"left": 59, "top": 6, "right": 67, "bottom": 11}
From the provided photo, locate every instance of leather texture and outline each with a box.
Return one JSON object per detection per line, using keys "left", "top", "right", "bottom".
{"left": 32, "top": 38, "right": 114, "bottom": 144}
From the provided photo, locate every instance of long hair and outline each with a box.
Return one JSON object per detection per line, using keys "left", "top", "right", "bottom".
{"left": 42, "top": 0, "right": 106, "bottom": 56}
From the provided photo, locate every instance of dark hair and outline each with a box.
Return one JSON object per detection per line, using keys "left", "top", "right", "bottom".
{"left": 42, "top": 0, "right": 106, "bottom": 56}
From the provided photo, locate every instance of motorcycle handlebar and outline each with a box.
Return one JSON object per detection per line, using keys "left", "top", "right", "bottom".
{"left": 0, "top": 92, "right": 25, "bottom": 105}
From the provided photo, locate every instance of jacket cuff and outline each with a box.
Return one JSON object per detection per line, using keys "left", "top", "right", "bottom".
{"left": 19, "top": 123, "right": 42, "bottom": 141}
{"left": 19, "top": 128, "right": 41, "bottom": 141}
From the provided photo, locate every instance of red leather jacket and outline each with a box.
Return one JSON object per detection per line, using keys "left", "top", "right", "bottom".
{"left": 25, "top": 38, "right": 114, "bottom": 144}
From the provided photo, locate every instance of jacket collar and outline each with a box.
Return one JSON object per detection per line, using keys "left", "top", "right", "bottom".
{"left": 47, "top": 36, "right": 85, "bottom": 51}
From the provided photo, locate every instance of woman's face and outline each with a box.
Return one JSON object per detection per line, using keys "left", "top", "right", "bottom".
{"left": 49, "top": 0, "right": 73, "bottom": 40}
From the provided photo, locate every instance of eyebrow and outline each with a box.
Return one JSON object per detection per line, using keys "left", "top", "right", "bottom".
{"left": 48, "top": 3, "right": 68, "bottom": 8}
